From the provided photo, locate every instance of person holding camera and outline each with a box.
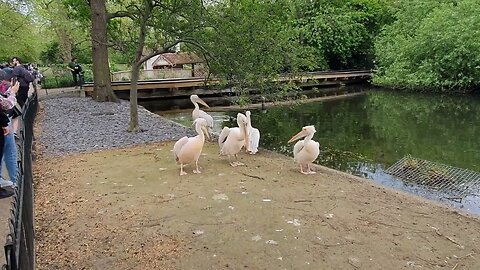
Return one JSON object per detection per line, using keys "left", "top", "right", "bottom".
{"left": 0, "top": 69, "right": 19, "bottom": 196}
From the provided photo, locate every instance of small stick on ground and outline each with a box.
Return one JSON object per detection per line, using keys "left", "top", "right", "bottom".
{"left": 326, "top": 203, "right": 338, "bottom": 213}
{"left": 240, "top": 172, "right": 265, "bottom": 180}
{"left": 322, "top": 219, "right": 338, "bottom": 231}
{"left": 184, "top": 220, "right": 235, "bottom": 226}
{"left": 357, "top": 218, "right": 430, "bottom": 233}
{"left": 454, "top": 252, "right": 476, "bottom": 259}
{"left": 294, "top": 199, "right": 312, "bottom": 203}
{"left": 348, "top": 260, "right": 359, "bottom": 269}
{"left": 367, "top": 207, "right": 385, "bottom": 215}
{"left": 434, "top": 229, "right": 464, "bottom": 249}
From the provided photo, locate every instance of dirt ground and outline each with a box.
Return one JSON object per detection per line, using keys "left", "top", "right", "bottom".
{"left": 33, "top": 139, "right": 480, "bottom": 270}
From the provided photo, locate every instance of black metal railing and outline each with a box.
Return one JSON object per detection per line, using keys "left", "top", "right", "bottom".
{"left": 3, "top": 91, "right": 38, "bottom": 270}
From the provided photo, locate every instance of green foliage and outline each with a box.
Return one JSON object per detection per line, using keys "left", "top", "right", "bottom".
{"left": 32, "top": 0, "right": 93, "bottom": 64}
{"left": 195, "top": 0, "right": 314, "bottom": 94}
{"left": 42, "top": 74, "right": 74, "bottom": 89}
{"left": 374, "top": 0, "right": 480, "bottom": 92}
{"left": 295, "top": 0, "right": 390, "bottom": 70}
{"left": 0, "top": 2, "right": 43, "bottom": 62}
{"left": 40, "top": 63, "right": 93, "bottom": 89}
{"left": 40, "top": 42, "right": 63, "bottom": 64}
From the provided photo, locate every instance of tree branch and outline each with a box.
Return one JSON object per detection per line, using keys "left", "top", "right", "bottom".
{"left": 107, "top": 11, "right": 136, "bottom": 20}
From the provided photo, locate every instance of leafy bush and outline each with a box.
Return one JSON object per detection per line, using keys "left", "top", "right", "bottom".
{"left": 40, "top": 63, "right": 93, "bottom": 89}
{"left": 374, "top": 0, "right": 480, "bottom": 92}
{"left": 42, "top": 74, "right": 75, "bottom": 89}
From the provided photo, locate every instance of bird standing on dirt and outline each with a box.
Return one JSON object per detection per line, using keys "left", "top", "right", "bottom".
{"left": 190, "top": 95, "right": 213, "bottom": 129}
{"left": 245, "top": 111, "right": 260, "bottom": 154}
{"left": 173, "top": 118, "right": 210, "bottom": 176}
{"left": 288, "top": 125, "right": 320, "bottom": 175}
{"left": 218, "top": 113, "right": 249, "bottom": 166}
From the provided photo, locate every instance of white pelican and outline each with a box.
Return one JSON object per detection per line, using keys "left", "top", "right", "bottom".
{"left": 173, "top": 118, "right": 210, "bottom": 176}
{"left": 218, "top": 113, "right": 249, "bottom": 166}
{"left": 190, "top": 95, "right": 214, "bottom": 129}
{"left": 287, "top": 125, "right": 320, "bottom": 175}
{"left": 245, "top": 111, "right": 260, "bottom": 154}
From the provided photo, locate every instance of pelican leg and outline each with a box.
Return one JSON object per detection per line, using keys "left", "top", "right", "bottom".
{"left": 193, "top": 160, "right": 201, "bottom": 174}
{"left": 307, "top": 163, "right": 316, "bottom": 174}
{"left": 299, "top": 164, "right": 309, "bottom": 175}
{"left": 180, "top": 164, "right": 187, "bottom": 176}
{"left": 233, "top": 154, "right": 244, "bottom": 166}
{"left": 228, "top": 155, "right": 238, "bottom": 167}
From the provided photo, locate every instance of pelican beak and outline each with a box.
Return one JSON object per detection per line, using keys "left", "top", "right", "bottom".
{"left": 242, "top": 122, "right": 250, "bottom": 140}
{"left": 288, "top": 130, "right": 307, "bottom": 144}
{"left": 196, "top": 97, "right": 210, "bottom": 108}
{"left": 202, "top": 125, "right": 210, "bottom": 140}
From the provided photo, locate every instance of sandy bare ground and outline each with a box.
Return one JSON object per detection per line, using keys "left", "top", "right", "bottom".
{"left": 33, "top": 140, "right": 480, "bottom": 270}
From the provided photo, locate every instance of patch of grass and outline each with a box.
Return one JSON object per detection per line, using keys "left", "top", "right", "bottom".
{"left": 42, "top": 74, "right": 75, "bottom": 89}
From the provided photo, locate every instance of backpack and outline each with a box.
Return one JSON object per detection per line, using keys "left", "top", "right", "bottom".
{"left": 23, "top": 69, "right": 34, "bottom": 83}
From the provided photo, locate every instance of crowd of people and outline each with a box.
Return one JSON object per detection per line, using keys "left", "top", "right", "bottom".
{"left": 0, "top": 56, "right": 82, "bottom": 199}
{"left": 0, "top": 57, "right": 37, "bottom": 199}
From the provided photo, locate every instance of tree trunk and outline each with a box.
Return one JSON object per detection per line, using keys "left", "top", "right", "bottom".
{"left": 90, "top": 0, "right": 118, "bottom": 102}
{"left": 128, "top": 62, "right": 141, "bottom": 132}
{"left": 128, "top": 1, "right": 152, "bottom": 132}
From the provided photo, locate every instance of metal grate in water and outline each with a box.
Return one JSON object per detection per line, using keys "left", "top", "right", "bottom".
{"left": 385, "top": 155, "right": 480, "bottom": 202}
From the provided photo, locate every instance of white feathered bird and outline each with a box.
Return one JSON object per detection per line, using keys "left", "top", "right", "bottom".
{"left": 287, "top": 125, "right": 320, "bottom": 175}
{"left": 173, "top": 118, "right": 210, "bottom": 176}
{"left": 190, "top": 95, "right": 213, "bottom": 129}
{"left": 245, "top": 111, "right": 260, "bottom": 154}
{"left": 218, "top": 113, "right": 249, "bottom": 167}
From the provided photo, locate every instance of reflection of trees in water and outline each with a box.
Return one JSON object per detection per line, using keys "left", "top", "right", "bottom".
{"left": 224, "top": 90, "right": 480, "bottom": 173}
{"left": 367, "top": 90, "right": 480, "bottom": 171}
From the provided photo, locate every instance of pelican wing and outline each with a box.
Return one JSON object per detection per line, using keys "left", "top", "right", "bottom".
{"left": 198, "top": 110, "right": 214, "bottom": 128}
{"left": 173, "top": 136, "right": 189, "bottom": 162}
{"left": 294, "top": 140, "right": 320, "bottom": 164}
{"left": 218, "top": 127, "right": 230, "bottom": 150}
{"left": 249, "top": 128, "right": 260, "bottom": 154}
{"left": 293, "top": 140, "right": 305, "bottom": 160}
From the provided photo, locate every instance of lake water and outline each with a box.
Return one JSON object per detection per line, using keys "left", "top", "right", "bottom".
{"left": 157, "top": 90, "right": 480, "bottom": 215}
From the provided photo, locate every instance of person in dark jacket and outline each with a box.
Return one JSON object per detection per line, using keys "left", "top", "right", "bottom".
{"left": 10, "top": 57, "right": 32, "bottom": 135}
{"left": 11, "top": 57, "right": 30, "bottom": 108}
{"left": 67, "top": 57, "right": 82, "bottom": 88}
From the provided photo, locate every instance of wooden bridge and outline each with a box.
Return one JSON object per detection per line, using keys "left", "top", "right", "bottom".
{"left": 83, "top": 70, "right": 372, "bottom": 101}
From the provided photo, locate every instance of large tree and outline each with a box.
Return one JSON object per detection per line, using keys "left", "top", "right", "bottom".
{"left": 193, "top": 0, "right": 313, "bottom": 102}
{"left": 63, "top": 0, "right": 118, "bottom": 101}
{"left": 107, "top": 0, "right": 207, "bottom": 132}
{"left": 90, "top": 0, "right": 118, "bottom": 101}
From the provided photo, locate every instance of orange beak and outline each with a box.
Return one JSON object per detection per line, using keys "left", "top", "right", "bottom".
{"left": 288, "top": 130, "right": 307, "bottom": 144}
